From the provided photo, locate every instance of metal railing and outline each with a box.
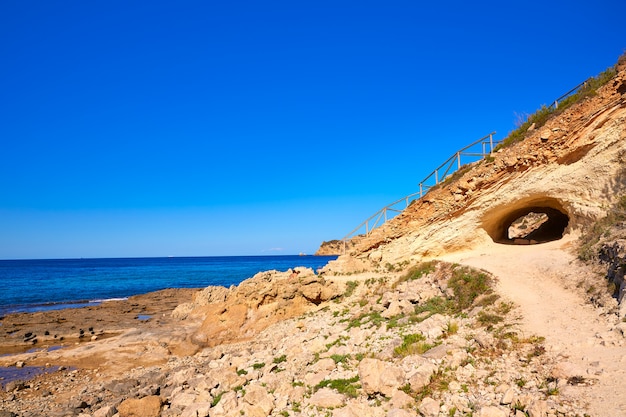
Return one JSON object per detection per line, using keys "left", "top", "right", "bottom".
{"left": 548, "top": 80, "right": 588, "bottom": 110}
{"left": 341, "top": 132, "right": 500, "bottom": 248}
{"left": 339, "top": 75, "right": 603, "bottom": 253}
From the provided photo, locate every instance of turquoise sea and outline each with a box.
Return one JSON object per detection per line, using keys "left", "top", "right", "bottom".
{"left": 0, "top": 255, "right": 337, "bottom": 315}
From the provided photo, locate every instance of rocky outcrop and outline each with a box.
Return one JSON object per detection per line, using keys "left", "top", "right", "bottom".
{"left": 324, "top": 58, "right": 626, "bottom": 274}
{"left": 177, "top": 268, "right": 343, "bottom": 347}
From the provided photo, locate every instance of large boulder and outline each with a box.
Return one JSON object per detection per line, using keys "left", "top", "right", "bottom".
{"left": 190, "top": 269, "right": 341, "bottom": 347}
{"left": 358, "top": 358, "right": 405, "bottom": 397}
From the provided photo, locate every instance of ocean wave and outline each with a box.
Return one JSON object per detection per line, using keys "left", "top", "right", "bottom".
{"left": 88, "top": 297, "right": 129, "bottom": 303}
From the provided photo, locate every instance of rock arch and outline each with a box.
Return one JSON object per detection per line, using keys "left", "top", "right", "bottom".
{"left": 482, "top": 196, "right": 570, "bottom": 244}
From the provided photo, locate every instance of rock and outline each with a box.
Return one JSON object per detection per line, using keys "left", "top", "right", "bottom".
{"left": 407, "top": 362, "right": 437, "bottom": 392}
{"left": 551, "top": 361, "right": 586, "bottom": 379}
{"left": 527, "top": 400, "right": 548, "bottom": 417}
{"left": 242, "top": 384, "right": 275, "bottom": 415}
{"left": 478, "top": 406, "right": 508, "bottom": 417}
{"left": 358, "top": 358, "right": 405, "bottom": 397}
{"left": 180, "top": 402, "right": 211, "bottom": 417}
{"left": 93, "top": 406, "right": 118, "bottom": 417}
{"left": 117, "top": 395, "right": 162, "bottom": 417}
{"left": 5, "top": 380, "right": 26, "bottom": 392}
{"left": 500, "top": 387, "right": 515, "bottom": 405}
{"left": 210, "top": 391, "right": 238, "bottom": 416}
{"left": 418, "top": 397, "right": 440, "bottom": 417}
{"left": 387, "top": 409, "right": 416, "bottom": 417}
{"left": 309, "top": 387, "right": 345, "bottom": 408}
{"left": 390, "top": 389, "right": 414, "bottom": 409}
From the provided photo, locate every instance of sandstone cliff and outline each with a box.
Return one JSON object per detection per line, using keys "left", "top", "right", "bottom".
{"left": 323, "top": 55, "right": 626, "bottom": 275}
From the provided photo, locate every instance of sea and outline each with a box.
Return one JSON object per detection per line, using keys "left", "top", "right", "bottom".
{"left": 0, "top": 255, "right": 338, "bottom": 316}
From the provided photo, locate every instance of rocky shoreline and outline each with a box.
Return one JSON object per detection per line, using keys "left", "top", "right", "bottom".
{"left": 1, "top": 262, "right": 619, "bottom": 417}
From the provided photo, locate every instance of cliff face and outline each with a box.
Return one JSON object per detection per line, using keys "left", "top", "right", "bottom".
{"left": 324, "top": 57, "right": 626, "bottom": 274}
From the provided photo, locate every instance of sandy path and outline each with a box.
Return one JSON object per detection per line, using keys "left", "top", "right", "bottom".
{"left": 441, "top": 237, "right": 626, "bottom": 417}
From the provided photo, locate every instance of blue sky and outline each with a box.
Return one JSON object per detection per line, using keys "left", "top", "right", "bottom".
{"left": 1, "top": 1, "right": 624, "bottom": 259}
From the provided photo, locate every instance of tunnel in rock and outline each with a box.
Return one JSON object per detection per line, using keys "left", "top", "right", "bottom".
{"left": 482, "top": 197, "right": 570, "bottom": 245}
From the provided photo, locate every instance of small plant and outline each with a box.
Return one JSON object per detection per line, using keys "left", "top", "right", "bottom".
{"left": 273, "top": 354, "right": 287, "bottom": 364}
{"left": 399, "top": 383, "right": 412, "bottom": 394}
{"left": 211, "top": 392, "right": 223, "bottom": 407}
{"left": 344, "top": 280, "right": 359, "bottom": 297}
{"left": 252, "top": 362, "right": 265, "bottom": 370}
{"left": 513, "top": 399, "right": 526, "bottom": 412}
{"left": 280, "top": 411, "right": 289, "bottom": 417}
{"left": 477, "top": 311, "right": 504, "bottom": 328}
{"left": 394, "top": 261, "right": 438, "bottom": 287}
{"left": 330, "top": 353, "right": 351, "bottom": 364}
{"left": 394, "top": 333, "right": 437, "bottom": 356}
{"left": 292, "top": 402, "right": 302, "bottom": 412}
{"left": 236, "top": 368, "right": 248, "bottom": 376}
{"left": 515, "top": 377, "right": 527, "bottom": 387}
{"left": 444, "top": 321, "right": 459, "bottom": 337}
{"left": 314, "top": 376, "right": 361, "bottom": 398}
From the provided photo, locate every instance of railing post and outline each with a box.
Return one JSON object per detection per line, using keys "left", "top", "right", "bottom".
{"left": 489, "top": 133, "right": 493, "bottom": 154}
{"left": 420, "top": 183, "right": 423, "bottom": 197}
{"left": 435, "top": 170, "right": 439, "bottom": 184}
{"left": 457, "top": 152, "right": 461, "bottom": 170}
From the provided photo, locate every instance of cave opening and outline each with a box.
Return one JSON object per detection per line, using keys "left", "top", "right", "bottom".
{"left": 482, "top": 198, "right": 570, "bottom": 245}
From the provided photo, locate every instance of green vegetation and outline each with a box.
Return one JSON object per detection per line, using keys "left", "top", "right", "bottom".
{"left": 344, "top": 280, "right": 359, "bottom": 297}
{"left": 236, "top": 368, "right": 248, "bottom": 376}
{"left": 394, "top": 261, "right": 437, "bottom": 287}
{"left": 394, "top": 333, "right": 437, "bottom": 356}
{"left": 345, "top": 311, "right": 387, "bottom": 329}
{"left": 273, "top": 354, "right": 287, "bottom": 364}
{"left": 211, "top": 392, "right": 223, "bottom": 407}
{"left": 497, "top": 63, "right": 618, "bottom": 150}
{"left": 578, "top": 194, "right": 626, "bottom": 261}
{"left": 314, "top": 375, "right": 361, "bottom": 398}
{"left": 252, "top": 362, "right": 265, "bottom": 370}
{"left": 330, "top": 353, "right": 351, "bottom": 364}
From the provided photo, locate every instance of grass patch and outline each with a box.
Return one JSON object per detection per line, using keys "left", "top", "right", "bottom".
{"left": 394, "top": 333, "right": 437, "bottom": 357}
{"left": 447, "top": 265, "right": 494, "bottom": 310}
{"left": 315, "top": 376, "right": 361, "bottom": 398}
{"left": 497, "top": 62, "right": 618, "bottom": 151}
{"left": 345, "top": 311, "right": 387, "bottom": 329}
{"left": 330, "top": 354, "right": 351, "bottom": 364}
{"left": 578, "top": 194, "right": 626, "bottom": 261}
{"left": 252, "top": 362, "right": 265, "bottom": 370}
{"left": 394, "top": 261, "right": 437, "bottom": 287}
{"left": 211, "top": 392, "right": 223, "bottom": 407}
{"left": 344, "top": 281, "right": 359, "bottom": 297}
{"left": 273, "top": 354, "right": 287, "bottom": 364}
{"left": 477, "top": 311, "right": 504, "bottom": 328}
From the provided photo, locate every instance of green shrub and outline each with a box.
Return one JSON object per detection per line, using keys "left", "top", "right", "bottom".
{"left": 315, "top": 375, "right": 361, "bottom": 398}
{"left": 344, "top": 280, "right": 359, "bottom": 297}
{"left": 273, "top": 354, "right": 287, "bottom": 364}
{"left": 394, "top": 333, "right": 436, "bottom": 356}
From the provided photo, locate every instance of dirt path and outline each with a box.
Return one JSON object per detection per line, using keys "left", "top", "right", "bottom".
{"left": 441, "top": 237, "right": 626, "bottom": 417}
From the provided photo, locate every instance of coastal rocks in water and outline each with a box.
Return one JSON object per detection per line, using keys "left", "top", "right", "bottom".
{"left": 188, "top": 268, "right": 341, "bottom": 347}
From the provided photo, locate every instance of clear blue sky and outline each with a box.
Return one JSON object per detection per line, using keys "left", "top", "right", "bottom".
{"left": 1, "top": 1, "right": 624, "bottom": 259}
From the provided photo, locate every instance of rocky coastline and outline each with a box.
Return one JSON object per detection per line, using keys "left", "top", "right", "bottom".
{"left": 2, "top": 261, "right": 621, "bottom": 417}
